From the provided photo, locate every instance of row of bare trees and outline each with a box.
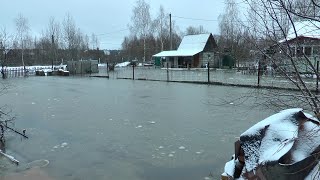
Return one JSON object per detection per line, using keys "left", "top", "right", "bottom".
{"left": 121, "top": 0, "right": 211, "bottom": 62}
{"left": 217, "top": 0, "right": 255, "bottom": 67}
{"left": 122, "top": 1, "right": 180, "bottom": 62}
{"left": 0, "top": 13, "right": 103, "bottom": 68}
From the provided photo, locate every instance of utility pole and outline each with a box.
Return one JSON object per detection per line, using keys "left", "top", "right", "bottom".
{"left": 207, "top": 62, "right": 210, "bottom": 84}
{"left": 169, "top": 13, "right": 172, "bottom": 50}
{"left": 51, "top": 34, "right": 54, "bottom": 70}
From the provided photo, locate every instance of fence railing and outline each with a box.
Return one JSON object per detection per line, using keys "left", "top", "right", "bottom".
{"left": 1, "top": 65, "right": 318, "bottom": 93}
{"left": 0, "top": 66, "right": 54, "bottom": 78}
{"left": 112, "top": 66, "right": 319, "bottom": 92}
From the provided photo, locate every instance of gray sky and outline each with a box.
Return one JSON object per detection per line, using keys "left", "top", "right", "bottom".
{"left": 0, "top": 0, "right": 245, "bottom": 49}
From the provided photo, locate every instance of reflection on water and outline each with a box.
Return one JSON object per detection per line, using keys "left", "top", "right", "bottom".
{"left": 0, "top": 76, "right": 274, "bottom": 179}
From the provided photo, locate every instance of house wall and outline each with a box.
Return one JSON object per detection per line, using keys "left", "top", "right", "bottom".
{"left": 286, "top": 38, "right": 320, "bottom": 57}
{"left": 162, "top": 57, "right": 173, "bottom": 68}
{"left": 283, "top": 37, "right": 320, "bottom": 73}
{"left": 193, "top": 54, "right": 200, "bottom": 68}
{"left": 199, "top": 52, "right": 215, "bottom": 68}
{"left": 199, "top": 34, "right": 217, "bottom": 68}
{"left": 204, "top": 34, "right": 218, "bottom": 51}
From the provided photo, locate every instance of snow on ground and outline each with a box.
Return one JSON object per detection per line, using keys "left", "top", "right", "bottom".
{"left": 115, "top": 62, "right": 130, "bottom": 67}
{"left": 98, "top": 63, "right": 107, "bottom": 67}
{"left": 224, "top": 157, "right": 236, "bottom": 177}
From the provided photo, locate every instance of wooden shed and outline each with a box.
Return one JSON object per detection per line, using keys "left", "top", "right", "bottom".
{"left": 153, "top": 33, "right": 218, "bottom": 68}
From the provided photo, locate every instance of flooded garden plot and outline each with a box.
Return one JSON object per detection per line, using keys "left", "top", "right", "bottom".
{"left": 0, "top": 76, "right": 276, "bottom": 180}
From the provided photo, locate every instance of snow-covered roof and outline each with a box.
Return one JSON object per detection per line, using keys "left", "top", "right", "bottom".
{"left": 153, "top": 49, "right": 203, "bottom": 57}
{"left": 280, "top": 20, "right": 320, "bottom": 42}
{"left": 177, "top": 33, "right": 211, "bottom": 51}
{"left": 153, "top": 33, "right": 212, "bottom": 57}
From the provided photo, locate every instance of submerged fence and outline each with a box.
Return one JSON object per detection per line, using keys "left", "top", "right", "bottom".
{"left": 111, "top": 66, "right": 319, "bottom": 92}
{"left": 1, "top": 65, "right": 318, "bottom": 92}
{"left": 0, "top": 66, "right": 54, "bottom": 78}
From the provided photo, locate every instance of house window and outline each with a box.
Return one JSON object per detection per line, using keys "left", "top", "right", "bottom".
{"left": 289, "top": 47, "right": 295, "bottom": 57}
{"left": 313, "top": 46, "right": 320, "bottom": 56}
{"left": 304, "top": 46, "right": 312, "bottom": 56}
{"left": 296, "top": 47, "right": 303, "bottom": 57}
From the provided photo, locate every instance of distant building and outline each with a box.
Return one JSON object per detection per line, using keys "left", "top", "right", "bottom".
{"left": 67, "top": 60, "right": 99, "bottom": 74}
{"left": 153, "top": 33, "right": 218, "bottom": 68}
{"left": 276, "top": 20, "right": 320, "bottom": 73}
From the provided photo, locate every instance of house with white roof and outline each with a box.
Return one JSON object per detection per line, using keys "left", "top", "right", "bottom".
{"left": 281, "top": 20, "right": 320, "bottom": 58}
{"left": 153, "top": 33, "right": 217, "bottom": 68}
{"left": 268, "top": 20, "right": 320, "bottom": 73}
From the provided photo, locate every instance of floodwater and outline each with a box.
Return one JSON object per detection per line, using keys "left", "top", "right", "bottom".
{"left": 0, "top": 76, "right": 275, "bottom": 180}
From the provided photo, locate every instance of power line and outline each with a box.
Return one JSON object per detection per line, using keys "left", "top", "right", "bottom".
{"left": 172, "top": 15, "right": 249, "bottom": 23}
{"left": 223, "top": 0, "right": 248, "bottom": 5}
{"left": 99, "top": 42, "right": 122, "bottom": 46}
{"left": 96, "top": 28, "right": 130, "bottom": 36}
{"left": 172, "top": 15, "right": 218, "bottom": 22}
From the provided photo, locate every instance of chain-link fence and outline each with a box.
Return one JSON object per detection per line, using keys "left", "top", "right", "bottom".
{"left": 104, "top": 66, "right": 319, "bottom": 92}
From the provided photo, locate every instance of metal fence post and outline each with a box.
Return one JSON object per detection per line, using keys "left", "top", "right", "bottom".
{"left": 107, "top": 62, "right": 109, "bottom": 77}
{"left": 208, "top": 62, "right": 210, "bottom": 84}
{"left": 166, "top": 61, "right": 169, "bottom": 82}
{"left": 257, "top": 60, "right": 261, "bottom": 87}
{"left": 133, "top": 64, "right": 135, "bottom": 80}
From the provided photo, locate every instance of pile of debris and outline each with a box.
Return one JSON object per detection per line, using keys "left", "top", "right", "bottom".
{"left": 222, "top": 108, "right": 320, "bottom": 180}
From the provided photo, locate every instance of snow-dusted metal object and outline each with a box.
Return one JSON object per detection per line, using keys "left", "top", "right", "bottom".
{"left": 0, "top": 110, "right": 28, "bottom": 165}
{"left": 0, "top": 150, "right": 19, "bottom": 165}
{"left": 222, "top": 108, "right": 320, "bottom": 180}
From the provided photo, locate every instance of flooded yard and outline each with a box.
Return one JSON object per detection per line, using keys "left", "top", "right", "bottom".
{"left": 0, "top": 76, "right": 275, "bottom": 180}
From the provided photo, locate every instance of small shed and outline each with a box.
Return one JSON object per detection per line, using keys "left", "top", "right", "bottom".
{"left": 67, "top": 60, "right": 99, "bottom": 74}
{"left": 153, "top": 33, "right": 218, "bottom": 68}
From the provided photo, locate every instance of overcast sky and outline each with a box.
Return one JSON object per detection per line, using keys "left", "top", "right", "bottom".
{"left": 0, "top": 0, "right": 246, "bottom": 49}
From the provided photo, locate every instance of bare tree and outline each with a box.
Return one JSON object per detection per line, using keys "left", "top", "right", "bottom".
{"left": 47, "top": 17, "right": 62, "bottom": 48}
{"left": 15, "top": 13, "right": 29, "bottom": 72}
{"left": 129, "top": 0, "right": 152, "bottom": 62}
{"left": 90, "top": 33, "right": 99, "bottom": 50}
{"left": 218, "top": 0, "right": 251, "bottom": 67}
{"left": 63, "top": 13, "right": 78, "bottom": 60}
{"left": 84, "top": 34, "right": 90, "bottom": 50}
{"left": 185, "top": 25, "right": 208, "bottom": 35}
{"left": 46, "top": 17, "right": 61, "bottom": 67}
{"left": 0, "top": 27, "right": 12, "bottom": 78}
{"left": 153, "top": 5, "right": 170, "bottom": 51}
{"left": 293, "top": 0, "right": 320, "bottom": 20}
{"left": 76, "top": 28, "right": 87, "bottom": 51}
{"left": 244, "top": 0, "right": 320, "bottom": 117}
